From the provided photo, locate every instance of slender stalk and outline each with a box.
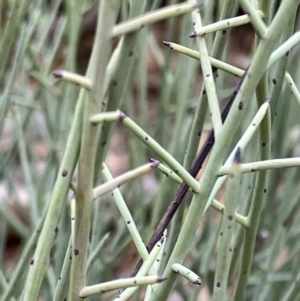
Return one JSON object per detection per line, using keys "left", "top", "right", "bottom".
{"left": 211, "top": 149, "right": 242, "bottom": 301}
{"left": 189, "top": 0, "right": 222, "bottom": 136}
{"left": 93, "top": 161, "right": 159, "bottom": 198}
{"left": 22, "top": 87, "right": 83, "bottom": 300}
{"left": 53, "top": 70, "right": 92, "bottom": 90}
{"left": 68, "top": 2, "right": 121, "bottom": 300}
{"left": 172, "top": 263, "right": 201, "bottom": 285}
{"left": 219, "top": 157, "right": 300, "bottom": 175}
{"left": 190, "top": 10, "right": 264, "bottom": 36}
{"left": 162, "top": 41, "right": 244, "bottom": 77}
{"left": 53, "top": 238, "right": 72, "bottom": 301}
{"left": 80, "top": 276, "right": 166, "bottom": 297}
{"left": 233, "top": 74, "right": 271, "bottom": 301}
{"left": 101, "top": 163, "right": 150, "bottom": 261}
{"left": 112, "top": 2, "right": 199, "bottom": 37}
{"left": 285, "top": 72, "right": 300, "bottom": 106}
{"left": 268, "top": 31, "right": 300, "bottom": 67}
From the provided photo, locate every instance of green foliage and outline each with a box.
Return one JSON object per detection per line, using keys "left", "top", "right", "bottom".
{"left": 1, "top": 0, "right": 300, "bottom": 300}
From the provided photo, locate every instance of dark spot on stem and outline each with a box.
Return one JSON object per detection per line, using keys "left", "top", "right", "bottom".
{"left": 202, "top": 89, "right": 206, "bottom": 95}
{"left": 222, "top": 30, "right": 226, "bottom": 35}
{"left": 272, "top": 78, "right": 277, "bottom": 85}
{"left": 118, "top": 112, "right": 126, "bottom": 122}
{"left": 216, "top": 282, "right": 221, "bottom": 287}
{"left": 286, "top": 51, "right": 290, "bottom": 56}
{"left": 162, "top": 41, "right": 171, "bottom": 47}
{"left": 238, "top": 101, "right": 243, "bottom": 110}
{"left": 112, "top": 80, "right": 118, "bottom": 87}
{"left": 264, "top": 188, "right": 267, "bottom": 193}
{"left": 174, "top": 169, "right": 179, "bottom": 174}
{"left": 127, "top": 220, "right": 131, "bottom": 224}
{"left": 220, "top": 231, "right": 223, "bottom": 236}
{"left": 102, "top": 101, "right": 106, "bottom": 106}
{"left": 252, "top": 123, "right": 256, "bottom": 126}
{"left": 198, "top": 131, "right": 201, "bottom": 136}
{"left": 228, "top": 215, "right": 233, "bottom": 221}
{"left": 55, "top": 227, "right": 59, "bottom": 233}
{"left": 150, "top": 160, "right": 160, "bottom": 168}
{"left": 145, "top": 136, "right": 149, "bottom": 141}
{"left": 52, "top": 70, "right": 62, "bottom": 79}
{"left": 227, "top": 21, "right": 230, "bottom": 26}
{"left": 261, "top": 142, "right": 266, "bottom": 147}
{"left": 101, "top": 141, "right": 107, "bottom": 147}
{"left": 251, "top": 169, "right": 256, "bottom": 172}
{"left": 62, "top": 170, "right": 68, "bottom": 177}
{"left": 235, "top": 148, "right": 242, "bottom": 163}
{"left": 30, "top": 259, "right": 34, "bottom": 265}
{"left": 74, "top": 249, "right": 79, "bottom": 255}
{"left": 206, "top": 74, "right": 210, "bottom": 77}
{"left": 189, "top": 31, "right": 197, "bottom": 38}
{"left": 128, "top": 51, "right": 133, "bottom": 57}
{"left": 243, "top": 270, "right": 247, "bottom": 275}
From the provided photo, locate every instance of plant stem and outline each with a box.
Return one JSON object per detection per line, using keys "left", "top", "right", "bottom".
{"left": 189, "top": 0, "right": 222, "bottom": 136}
{"left": 151, "top": 1, "right": 298, "bottom": 299}
{"left": 112, "top": 2, "right": 199, "bottom": 37}
{"left": 212, "top": 149, "right": 242, "bottom": 301}
{"left": 68, "top": 1, "right": 121, "bottom": 300}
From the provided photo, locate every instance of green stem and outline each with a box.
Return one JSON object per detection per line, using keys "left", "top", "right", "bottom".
{"left": 68, "top": 1, "right": 121, "bottom": 300}
{"left": 239, "top": 0, "right": 267, "bottom": 38}
{"left": 112, "top": 2, "right": 198, "bottom": 37}
{"left": 190, "top": 10, "right": 264, "bottom": 36}
{"left": 93, "top": 161, "right": 159, "bottom": 198}
{"left": 151, "top": 0, "right": 297, "bottom": 299}
{"left": 212, "top": 149, "right": 242, "bottom": 301}
{"left": 189, "top": 0, "right": 222, "bottom": 136}
{"left": 91, "top": 111, "right": 200, "bottom": 192}
{"left": 232, "top": 73, "right": 271, "bottom": 300}
{"left": 80, "top": 276, "right": 166, "bottom": 297}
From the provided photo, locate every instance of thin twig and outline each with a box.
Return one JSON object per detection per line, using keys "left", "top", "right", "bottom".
{"left": 130, "top": 68, "right": 249, "bottom": 276}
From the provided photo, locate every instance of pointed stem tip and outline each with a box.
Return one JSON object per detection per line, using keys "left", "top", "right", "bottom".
{"left": 52, "top": 70, "right": 62, "bottom": 79}
{"left": 189, "top": 31, "right": 197, "bottom": 38}
{"left": 234, "top": 147, "right": 242, "bottom": 164}
{"left": 162, "top": 41, "right": 171, "bottom": 47}
{"left": 150, "top": 160, "right": 160, "bottom": 169}
{"left": 157, "top": 276, "right": 167, "bottom": 283}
